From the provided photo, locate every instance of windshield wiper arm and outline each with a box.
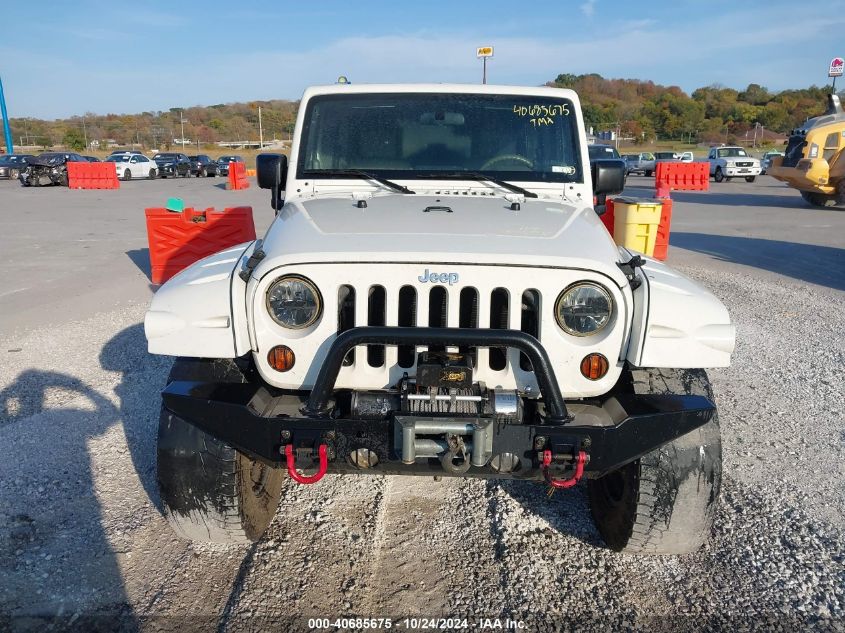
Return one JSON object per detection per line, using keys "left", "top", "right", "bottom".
{"left": 419, "top": 172, "right": 538, "bottom": 198}
{"left": 302, "top": 169, "right": 415, "bottom": 194}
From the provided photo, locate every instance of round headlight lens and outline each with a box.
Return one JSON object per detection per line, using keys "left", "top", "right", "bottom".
{"left": 555, "top": 283, "right": 613, "bottom": 336}
{"left": 266, "top": 275, "right": 322, "bottom": 329}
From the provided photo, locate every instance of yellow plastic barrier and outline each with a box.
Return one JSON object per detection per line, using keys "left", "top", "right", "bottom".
{"left": 612, "top": 197, "right": 663, "bottom": 257}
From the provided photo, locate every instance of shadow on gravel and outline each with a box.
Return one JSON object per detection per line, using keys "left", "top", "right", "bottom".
{"left": 99, "top": 323, "right": 169, "bottom": 511}
{"left": 125, "top": 249, "right": 151, "bottom": 279}
{"left": 486, "top": 480, "right": 604, "bottom": 548}
{"left": 0, "top": 371, "right": 139, "bottom": 631}
{"left": 671, "top": 233, "right": 845, "bottom": 291}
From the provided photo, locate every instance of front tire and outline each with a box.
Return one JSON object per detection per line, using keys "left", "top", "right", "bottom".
{"left": 644, "top": 170, "right": 653, "bottom": 177}
{"left": 148, "top": 168, "right": 157, "bottom": 179}
{"left": 588, "top": 368, "right": 722, "bottom": 555}
{"left": 123, "top": 169, "right": 132, "bottom": 181}
{"left": 745, "top": 176, "right": 756, "bottom": 183}
{"left": 157, "top": 358, "right": 285, "bottom": 543}
{"left": 714, "top": 167, "right": 724, "bottom": 182}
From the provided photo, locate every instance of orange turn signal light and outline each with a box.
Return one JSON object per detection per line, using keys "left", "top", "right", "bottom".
{"left": 268, "top": 345, "right": 295, "bottom": 372}
{"left": 580, "top": 353, "right": 609, "bottom": 381}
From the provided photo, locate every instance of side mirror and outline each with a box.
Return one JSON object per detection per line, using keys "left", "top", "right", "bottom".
{"left": 592, "top": 159, "right": 625, "bottom": 197}
{"left": 257, "top": 153, "right": 288, "bottom": 211}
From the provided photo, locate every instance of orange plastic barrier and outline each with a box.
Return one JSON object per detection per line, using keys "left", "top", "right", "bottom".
{"left": 227, "top": 162, "right": 250, "bottom": 190}
{"left": 67, "top": 161, "right": 120, "bottom": 190}
{"left": 600, "top": 198, "right": 615, "bottom": 234}
{"left": 245, "top": 168, "right": 256, "bottom": 177}
{"left": 652, "top": 198, "right": 673, "bottom": 261}
{"left": 144, "top": 206, "right": 256, "bottom": 284}
{"left": 654, "top": 162, "right": 709, "bottom": 196}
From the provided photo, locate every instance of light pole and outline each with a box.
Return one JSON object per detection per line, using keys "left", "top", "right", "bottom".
{"left": 179, "top": 110, "right": 186, "bottom": 148}
{"left": 0, "top": 75, "right": 13, "bottom": 153}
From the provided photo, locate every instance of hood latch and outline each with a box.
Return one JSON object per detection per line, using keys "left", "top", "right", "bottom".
{"left": 617, "top": 255, "right": 645, "bottom": 290}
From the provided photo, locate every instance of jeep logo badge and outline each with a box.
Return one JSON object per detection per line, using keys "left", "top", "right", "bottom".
{"left": 418, "top": 269, "right": 459, "bottom": 285}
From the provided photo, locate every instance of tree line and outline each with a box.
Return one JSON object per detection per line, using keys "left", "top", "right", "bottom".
{"left": 549, "top": 73, "right": 836, "bottom": 145}
{"left": 5, "top": 73, "right": 838, "bottom": 151}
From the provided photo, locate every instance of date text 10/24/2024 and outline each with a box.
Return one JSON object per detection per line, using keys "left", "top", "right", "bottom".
{"left": 307, "top": 617, "right": 527, "bottom": 630}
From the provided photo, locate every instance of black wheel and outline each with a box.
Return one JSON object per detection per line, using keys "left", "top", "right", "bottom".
{"left": 123, "top": 169, "right": 132, "bottom": 181}
{"left": 182, "top": 168, "right": 190, "bottom": 177}
{"left": 199, "top": 167, "right": 207, "bottom": 177}
{"left": 9, "top": 168, "right": 19, "bottom": 180}
{"left": 799, "top": 190, "right": 838, "bottom": 208}
{"left": 644, "top": 170, "right": 653, "bottom": 177}
{"left": 745, "top": 176, "right": 756, "bottom": 183}
{"left": 157, "top": 358, "right": 285, "bottom": 543}
{"left": 148, "top": 168, "right": 157, "bottom": 180}
{"left": 714, "top": 167, "right": 724, "bottom": 182}
{"left": 588, "top": 368, "right": 722, "bottom": 555}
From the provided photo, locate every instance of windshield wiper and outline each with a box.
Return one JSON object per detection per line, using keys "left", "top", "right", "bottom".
{"left": 302, "top": 169, "right": 415, "bottom": 194}
{"left": 419, "top": 172, "right": 538, "bottom": 198}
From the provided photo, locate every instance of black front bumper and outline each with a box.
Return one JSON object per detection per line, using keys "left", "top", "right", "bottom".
{"left": 161, "top": 327, "right": 715, "bottom": 481}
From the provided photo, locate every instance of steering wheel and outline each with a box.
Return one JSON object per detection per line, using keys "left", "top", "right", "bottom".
{"left": 480, "top": 154, "right": 534, "bottom": 170}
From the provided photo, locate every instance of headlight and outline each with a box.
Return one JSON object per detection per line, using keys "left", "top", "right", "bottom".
{"left": 266, "top": 275, "right": 322, "bottom": 329}
{"left": 555, "top": 283, "right": 613, "bottom": 336}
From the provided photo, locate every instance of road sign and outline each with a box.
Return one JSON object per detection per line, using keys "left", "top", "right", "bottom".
{"left": 476, "top": 46, "right": 494, "bottom": 58}
{"left": 829, "top": 57, "right": 844, "bottom": 77}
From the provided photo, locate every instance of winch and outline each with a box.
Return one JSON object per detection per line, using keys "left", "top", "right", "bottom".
{"left": 348, "top": 351, "right": 524, "bottom": 422}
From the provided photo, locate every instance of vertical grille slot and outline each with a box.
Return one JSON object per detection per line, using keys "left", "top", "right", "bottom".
{"left": 338, "top": 285, "right": 356, "bottom": 366}
{"left": 428, "top": 286, "right": 448, "bottom": 352}
{"left": 520, "top": 289, "right": 540, "bottom": 371}
{"left": 367, "top": 285, "right": 386, "bottom": 367}
{"left": 459, "top": 287, "right": 479, "bottom": 364}
{"left": 489, "top": 288, "right": 509, "bottom": 370}
{"left": 397, "top": 285, "right": 417, "bottom": 368}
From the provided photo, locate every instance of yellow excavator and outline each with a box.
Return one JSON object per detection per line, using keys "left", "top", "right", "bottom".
{"left": 769, "top": 94, "right": 845, "bottom": 207}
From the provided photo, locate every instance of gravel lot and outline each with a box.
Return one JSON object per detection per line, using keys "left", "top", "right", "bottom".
{"left": 0, "top": 176, "right": 843, "bottom": 632}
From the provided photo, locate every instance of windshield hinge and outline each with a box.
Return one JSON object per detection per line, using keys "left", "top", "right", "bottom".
{"left": 238, "top": 240, "right": 265, "bottom": 282}
{"left": 617, "top": 255, "right": 645, "bottom": 290}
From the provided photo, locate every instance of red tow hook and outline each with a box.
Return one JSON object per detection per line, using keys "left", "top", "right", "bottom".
{"left": 284, "top": 444, "right": 328, "bottom": 484}
{"left": 542, "top": 449, "right": 588, "bottom": 489}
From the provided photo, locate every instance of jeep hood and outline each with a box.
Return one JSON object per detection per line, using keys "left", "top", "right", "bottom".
{"left": 253, "top": 195, "right": 628, "bottom": 284}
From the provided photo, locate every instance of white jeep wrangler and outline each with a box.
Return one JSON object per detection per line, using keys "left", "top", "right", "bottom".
{"left": 708, "top": 146, "right": 762, "bottom": 182}
{"left": 145, "top": 83, "right": 735, "bottom": 554}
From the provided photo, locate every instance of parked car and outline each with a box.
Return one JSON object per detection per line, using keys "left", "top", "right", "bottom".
{"left": 678, "top": 151, "right": 694, "bottom": 163}
{"left": 107, "top": 153, "right": 158, "bottom": 180}
{"left": 0, "top": 154, "right": 35, "bottom": 180}
{"left": 653, "top": 151, "right": 681, "bottom": 164}
{"left": 707, "top": 146, "right": 761, "bottom": 183}
{"left": 216, "top": 155, "right": 245, "bottom": 176}
{"left": 82, "top": 155, "right": 101, "bottom": 162}
{"left": 18, "top": 152, "right": 86, "bottom": 186}
{"left": 153, "top": 152, "right": 191, "bottom": 178}
{"left": 760, "top": 150, "right": 784, "bottom": 175}
{"left": 622, "top": 152, "right": 655, "bottom": 176}
{"left": 188, "top": 154, "right": 219, "bottom": 177}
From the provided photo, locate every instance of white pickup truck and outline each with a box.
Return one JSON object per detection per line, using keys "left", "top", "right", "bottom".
{"left": 145, "top": 83, "right": 735, "bottom": 555}
{"left": 708, "top": 146, "right": 761, "bottom": 182}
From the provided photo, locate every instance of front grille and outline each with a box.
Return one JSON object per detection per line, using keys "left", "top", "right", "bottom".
{"left": 337, "top": 284, "right": 542, "bottom": 374}
{"left": 736, "top": 161, "right": 753, "bottom": 167}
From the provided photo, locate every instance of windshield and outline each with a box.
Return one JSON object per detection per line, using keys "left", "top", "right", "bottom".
{"left": 623, "top": 154, "right": 639, "bottom": 160}
{"left": 655, "top": 152, "right": 676, "bottom": 159}
{"left": 297, "top": 92, "right": 583, "bottom": 183}
{"left": 717, "top": 148, "right": 748, "bottom": 158}
{"left": 218, "top": 156, "right": 234, "bottom": 162}
{"left": 0, "top": 155, "right": 28, "bottom": 164}
{"left": 156, "top": 154, "right": 178, "bottom": 160}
